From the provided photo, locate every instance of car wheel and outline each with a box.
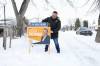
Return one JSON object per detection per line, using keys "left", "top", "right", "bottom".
{"left": 89, "top": 34, "right": 92, "bottom": 36}
{"left": 80, "top": 33, "right": 83, "bottom": 35}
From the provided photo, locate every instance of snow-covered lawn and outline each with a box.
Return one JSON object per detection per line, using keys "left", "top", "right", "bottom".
{"left": 0, "top": 31, "right": 100, "bottom": 66}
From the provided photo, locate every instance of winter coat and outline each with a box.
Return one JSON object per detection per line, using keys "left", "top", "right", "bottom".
{"left": 42, "top": 17, "right": 61, "bottom": 39}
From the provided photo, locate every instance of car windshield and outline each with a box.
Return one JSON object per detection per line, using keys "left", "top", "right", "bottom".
{"left": 80, "top": 27, "right": 88, "bottom": 30}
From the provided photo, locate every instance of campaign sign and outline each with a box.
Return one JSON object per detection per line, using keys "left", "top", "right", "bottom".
{"left": 27, "top": 22, "right": 51, "bottom": 44}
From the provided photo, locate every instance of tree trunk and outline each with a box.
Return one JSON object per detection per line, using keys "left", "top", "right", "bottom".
{"left": 95, "top": 14, "right": 100, "bottom": 43}
{"left": 11, "top": 0, "right": 30, "bottom": 37}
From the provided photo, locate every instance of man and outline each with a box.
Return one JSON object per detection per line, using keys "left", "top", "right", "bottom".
{"left": 33, "top": 28, "right": 50, "bottom": 44}
{"left": 42, "top": 11, "right": 61, "bottom": 53}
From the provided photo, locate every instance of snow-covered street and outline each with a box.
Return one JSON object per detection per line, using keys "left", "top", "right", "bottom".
{"left": 0, "top": 31, "right": 100, "bottom": 66}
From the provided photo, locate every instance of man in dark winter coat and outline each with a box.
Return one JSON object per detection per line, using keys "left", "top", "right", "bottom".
{"left": 42, "top": 11, "right": 61, "bottom": 53}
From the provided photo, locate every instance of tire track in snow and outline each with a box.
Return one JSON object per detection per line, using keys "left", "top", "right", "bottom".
{"left": 73, "top": 35, "right": 100, "bottom": 51}
{"left": 60, "top": 32, "right": 100, "bottom": 66}
{"left": 72, "top": 35, "right": 100, "bottom": 66}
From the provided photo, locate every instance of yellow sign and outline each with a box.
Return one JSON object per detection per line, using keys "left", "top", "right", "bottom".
{"left": 27, "top": 22, "right": 51, "bottom": 44}
{"left": 27, "top": 27, "right": 51, "bottom": 42}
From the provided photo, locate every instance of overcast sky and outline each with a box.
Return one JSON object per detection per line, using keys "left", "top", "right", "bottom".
{"left": 0, "top": 0, "right": 99, "bottom": 26}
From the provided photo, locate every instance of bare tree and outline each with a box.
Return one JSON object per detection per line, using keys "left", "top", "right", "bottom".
{"left": 45, "top": 0, "right": 56, "bottom": 10}
{"left": 11, "top": 0, "right": 30, "bottom": 37}
{"left": 31, "top": 0, "right": 37, "bottom": 8}
{"left": 88, "top": 0, "right": 100, "bottom": 42}
{"left": 94, "top": 0, "right": 100, "bottom": 43}
{"left": 66, "top": 0, "right": 74, "bottom": 8}
{"left": 95, "top": 14, "right": 100, "bottom": 43}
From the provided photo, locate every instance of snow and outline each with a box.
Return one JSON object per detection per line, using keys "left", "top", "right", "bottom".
{"left": 0, "top": 31, "right": 100, "bottom": 66}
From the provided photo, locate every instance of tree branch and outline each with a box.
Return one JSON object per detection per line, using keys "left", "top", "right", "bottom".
{"left": 11, "top": 0, "right": 19, "bottom": 17}
{"left": 19, "top": 0, "right": 30, "bottom": 17}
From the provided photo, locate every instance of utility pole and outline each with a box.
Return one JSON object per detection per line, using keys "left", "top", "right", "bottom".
{"left": 3, "top": 4, "right": 7, "bottom": 50}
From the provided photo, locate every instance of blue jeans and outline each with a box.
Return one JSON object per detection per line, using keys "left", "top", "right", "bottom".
{"left": 45, "top": 38, "right": 60, "bottom": 53}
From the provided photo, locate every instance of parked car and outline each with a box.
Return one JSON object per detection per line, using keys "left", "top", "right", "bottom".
{"left": 76, "top": 27, "right": 93, "bottom": 36}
